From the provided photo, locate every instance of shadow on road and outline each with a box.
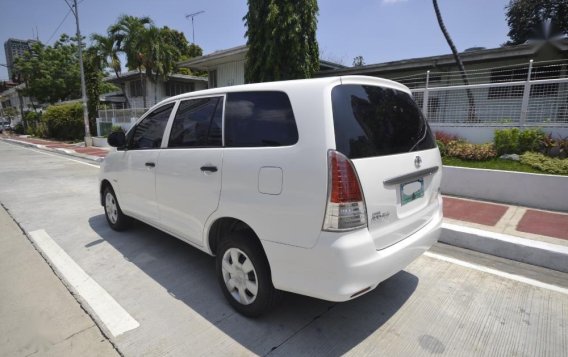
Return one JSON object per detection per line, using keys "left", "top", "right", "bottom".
{"left": 88, "top": 214, "right": 419, "bottom": 356}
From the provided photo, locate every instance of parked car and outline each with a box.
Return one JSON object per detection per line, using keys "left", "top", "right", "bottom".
{"left": 99, "top": 75, "right": 442, "bottom": 316}
{"left": 0, "top": 121, "right": 11, "bottom": 133}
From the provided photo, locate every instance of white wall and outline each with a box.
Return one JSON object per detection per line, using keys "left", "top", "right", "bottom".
{"left": 217, "top": 60, "right": 245, "bottom": 87}
{"left": 441, "top": 166, "right": 568, "bottom": 211}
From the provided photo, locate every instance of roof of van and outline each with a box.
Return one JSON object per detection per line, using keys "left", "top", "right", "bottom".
{"left": 162, "top": 75, "right": 410, "bottom": 104}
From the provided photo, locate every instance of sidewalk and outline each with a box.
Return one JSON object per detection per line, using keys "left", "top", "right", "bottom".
{"left": 0, "top": 205, "right": 119, "bottom": 356}
{"left": 1, "top": 134, "right": 111, "bottom": 163}
{"left": 2, "top": 134, "right": 567, "bottom": 272}
{"left": 441, "top": 195, "right": 568, "bottom": 272}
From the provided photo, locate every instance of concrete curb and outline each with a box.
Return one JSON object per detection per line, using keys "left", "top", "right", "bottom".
{"left": 440, "top": 222, "right": 568, "bottom": 273}
{"left": 2, "top": 138, "right": 104, "bottom": 164}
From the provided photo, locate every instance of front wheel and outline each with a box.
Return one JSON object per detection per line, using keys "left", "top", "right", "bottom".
{"left": 216, "top": 233, "right": 279, "bottom": 317}
{"left": 103, "top": 186, "right": 130, "bottom": 231}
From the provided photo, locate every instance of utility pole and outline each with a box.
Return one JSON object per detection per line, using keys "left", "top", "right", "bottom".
{"left": 65, "top": 0, "right": 91, "bottom": 146}
{"left": 185, "top": 11, "right": 205, "bottom": 44}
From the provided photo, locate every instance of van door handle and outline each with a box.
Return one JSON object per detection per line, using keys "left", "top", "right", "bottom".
{"left": 145, "top": 162, "right": 156, "bottom": 168}
{"left": 200, "top": 166, "right": 218, "bottom": 173}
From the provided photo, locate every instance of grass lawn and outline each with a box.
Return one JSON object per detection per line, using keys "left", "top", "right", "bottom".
{"left": 442, "top": 157, "right": 547, "bottom": 174}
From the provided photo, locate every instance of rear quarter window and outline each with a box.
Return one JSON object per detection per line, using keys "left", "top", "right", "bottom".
{"left": 225, "top": 91, "right": 298, "bottom": 147}
{"left": 332, "top": 84, "right": 436, "bottom": 159}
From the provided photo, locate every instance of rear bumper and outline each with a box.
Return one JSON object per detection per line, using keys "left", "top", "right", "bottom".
{"left": 263, "top": 207, "right": 442, "bottom": 301}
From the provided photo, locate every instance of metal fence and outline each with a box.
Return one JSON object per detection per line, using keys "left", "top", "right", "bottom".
{"left": 96, "top": 108, "right": 147, "bottom": 136}
{"left": 392, "top": 59, "right": 568, "bottom": 127}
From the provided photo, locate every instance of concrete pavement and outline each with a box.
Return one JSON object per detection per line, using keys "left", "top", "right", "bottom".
{"left": 0, "top": 205, "right": 119, "bottom": 357}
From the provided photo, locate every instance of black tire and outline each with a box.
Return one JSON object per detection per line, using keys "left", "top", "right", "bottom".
{"left": 216, "top": 232, "right": 280, "bottom": 317}
{"left": 103, "top": 186, "right": 130, "bottom": 231}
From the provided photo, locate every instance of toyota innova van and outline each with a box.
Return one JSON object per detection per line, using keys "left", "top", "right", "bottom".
{"left": 100, "top": 76, "right": 442, "bottom": 316}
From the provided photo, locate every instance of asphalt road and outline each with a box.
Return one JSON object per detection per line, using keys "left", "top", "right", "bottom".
{"left": 1, "top": 140, "right": 567, "bottom": 356}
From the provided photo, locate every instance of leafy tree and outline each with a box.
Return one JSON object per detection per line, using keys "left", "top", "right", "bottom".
{"left": 432, "top": 0, "right": 476, "bottom": 121}
{"left": 14, "top": 35, "right": 82, "bottom": 104}
{"left": 244, "top": 0, "right": 320, "bottom": 83}
{"left": 352, "top": 56, "right": 365, "bottom": 67}
{"left": 83, "top": 46, "right": 117, "bottom": 132}
{"left": 505, "top": 0, "right": 568, "bottom": 45}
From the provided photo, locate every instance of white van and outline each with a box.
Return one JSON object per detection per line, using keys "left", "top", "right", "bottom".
{"left": 99, "top": 76, "right": 442, "bottom": 316}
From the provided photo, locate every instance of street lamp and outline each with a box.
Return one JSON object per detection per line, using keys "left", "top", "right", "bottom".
{"left": 64, "top": 0, "right": 91, "bottom": 146}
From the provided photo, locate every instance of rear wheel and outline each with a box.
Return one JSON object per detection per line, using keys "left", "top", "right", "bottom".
{"left": 216, "top": 232, "right": 279, "bottom": 317}
{"left": 103, "top": 186, "right": 129, "bottom": 231}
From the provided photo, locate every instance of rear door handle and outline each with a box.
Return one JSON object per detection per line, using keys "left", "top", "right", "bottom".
{"left": 145, "top": 162, "right": 156, "bottom": 168}
{"left": 200, "top": 166, "right": 218, "bottom": 173}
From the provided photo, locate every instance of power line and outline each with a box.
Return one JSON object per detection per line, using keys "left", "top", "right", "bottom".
{"left": 45, "top": 0, "right": 85, "bottom": 44}
{"left": 46, "top": 9, "right": 72, "bottom": 44}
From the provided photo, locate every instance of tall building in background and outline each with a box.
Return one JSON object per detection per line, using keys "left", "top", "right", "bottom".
{"left": 4, "top": 38, "right": 36, "bottom": 80}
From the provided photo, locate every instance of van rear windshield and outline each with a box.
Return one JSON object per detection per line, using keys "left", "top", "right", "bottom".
{"left": 332, "top": 84, "right": 436, "bottom": 159}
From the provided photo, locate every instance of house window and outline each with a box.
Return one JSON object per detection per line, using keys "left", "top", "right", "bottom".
{"left": 165, "top": 81, "right": 194, "bottom": 97}
{"left": 129, "top": 80, "right": 144, "bottom": 97}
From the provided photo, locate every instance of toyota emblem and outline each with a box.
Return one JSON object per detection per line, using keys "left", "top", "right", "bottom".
{"left": 414, "top": 156, "right": 422, "bottom": 168}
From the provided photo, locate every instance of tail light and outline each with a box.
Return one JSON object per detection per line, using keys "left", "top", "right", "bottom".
{"left": 323, "top": 150, "right": 367, "bottom": 231}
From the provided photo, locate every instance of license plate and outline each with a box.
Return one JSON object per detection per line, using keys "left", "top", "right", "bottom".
{"left": 400, "top": 178, "right": 424, "bottom": 205}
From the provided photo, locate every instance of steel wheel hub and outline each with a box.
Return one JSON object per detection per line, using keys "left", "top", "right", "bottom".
{"left": 221, "top": 248, "right": 258, "bottom": 305}
{"left": 105, "top": 193, "right": 118, "bottom": 224}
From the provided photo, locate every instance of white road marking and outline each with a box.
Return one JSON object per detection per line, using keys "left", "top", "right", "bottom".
{"left": 424, "top": 251, "right": 568, "bottom": 295}
{"left": 29, "top": 229, "right": 139, "bottom": 337}
{"left": 2, "top": 140, "right": 100, "bottom": 168}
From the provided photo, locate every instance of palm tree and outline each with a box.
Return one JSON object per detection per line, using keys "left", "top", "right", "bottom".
{"left": 109, "top": 15, "right": 153, "bottom": 108}
{"left": 91, "top": 33, "right": 130, "bottom": 107}
{"left": 139, "top": 27, "right": 181, "bottom": 105}
{"left": 432, "top": 0, "right": 476, "bottom": 122}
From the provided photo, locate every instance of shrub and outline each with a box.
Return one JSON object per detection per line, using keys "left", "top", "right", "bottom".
{"left": 520, "top": 152, "right": 568, "bottom": 175}
{"left": 436, "top": 140, "right": 446, "bottom": 157}
{"left": 494, "top": 128, "right": 545, "bottom": 155}
{"left": 14, "top": 123, "right": 24, "bottom": 134}
{"left": 539, "top": 133, "right": 557, "bottom": 156}
{"left": 446, "top": 141, "right": 497, "bottom": 161}
{"left": 556, "top": 136, "right": 568, "bottom": 159}
{"left": 41, "top": 102, "right": 84, "bottom": 141}
{"left": 435, "top": 131, "right": 461, "bottom": 145}
{"left": 111, "top": 125, "right": 124, "bottom": 133}
{"left": 518, "top": 128, "right": 545, "bottom": 153}
{"left": 494, "top": 128, "right": 520, "bottom": 155}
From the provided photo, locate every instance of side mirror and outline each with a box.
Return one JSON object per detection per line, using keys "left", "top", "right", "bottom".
{"left": 108, "top": 131, "right": 126, "bottom": 149}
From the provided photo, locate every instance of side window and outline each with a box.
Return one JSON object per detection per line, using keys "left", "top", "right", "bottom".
{"left": 168, "top": 97, "right": 223, "bottom": 148}
{"left": 225, "top": 91, "right": 298, "bottom": 147}
{"left": 128, "top": 103, "right": 174, "bottom": 150}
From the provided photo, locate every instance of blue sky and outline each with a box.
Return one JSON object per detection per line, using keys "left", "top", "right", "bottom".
{"left": 0, "top": 0, "right": 511, "bottom": 80}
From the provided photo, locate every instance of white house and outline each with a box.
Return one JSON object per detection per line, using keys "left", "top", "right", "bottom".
{"left": 178, "top": 44, "right": 346, "bottom": 88}
{"left": 104, "top": 71, "right": 208, "bottom": 109}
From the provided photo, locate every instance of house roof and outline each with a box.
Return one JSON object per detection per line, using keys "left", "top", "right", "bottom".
{"left": 318, "top": 39, "right": 568, "bottom": 76}
{"left": 178, "top": 44, "right": 346, "bottom": 71}
{"left": 178, "top": 45, "right": 248, "bottom": 70}
{"left": 105, "top": 71, "right": 208, "bottom": 83}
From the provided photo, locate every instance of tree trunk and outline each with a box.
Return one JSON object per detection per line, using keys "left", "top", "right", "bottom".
{"left": 432, "top": 0, "right": 476, "bottom": 122}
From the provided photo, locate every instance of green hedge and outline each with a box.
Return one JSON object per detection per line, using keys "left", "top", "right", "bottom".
{"left": 494, "top": 128, "right": 545, "bottom": 155}
{"left": 42, "top": 102, "right": 84, "bottom": 141}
